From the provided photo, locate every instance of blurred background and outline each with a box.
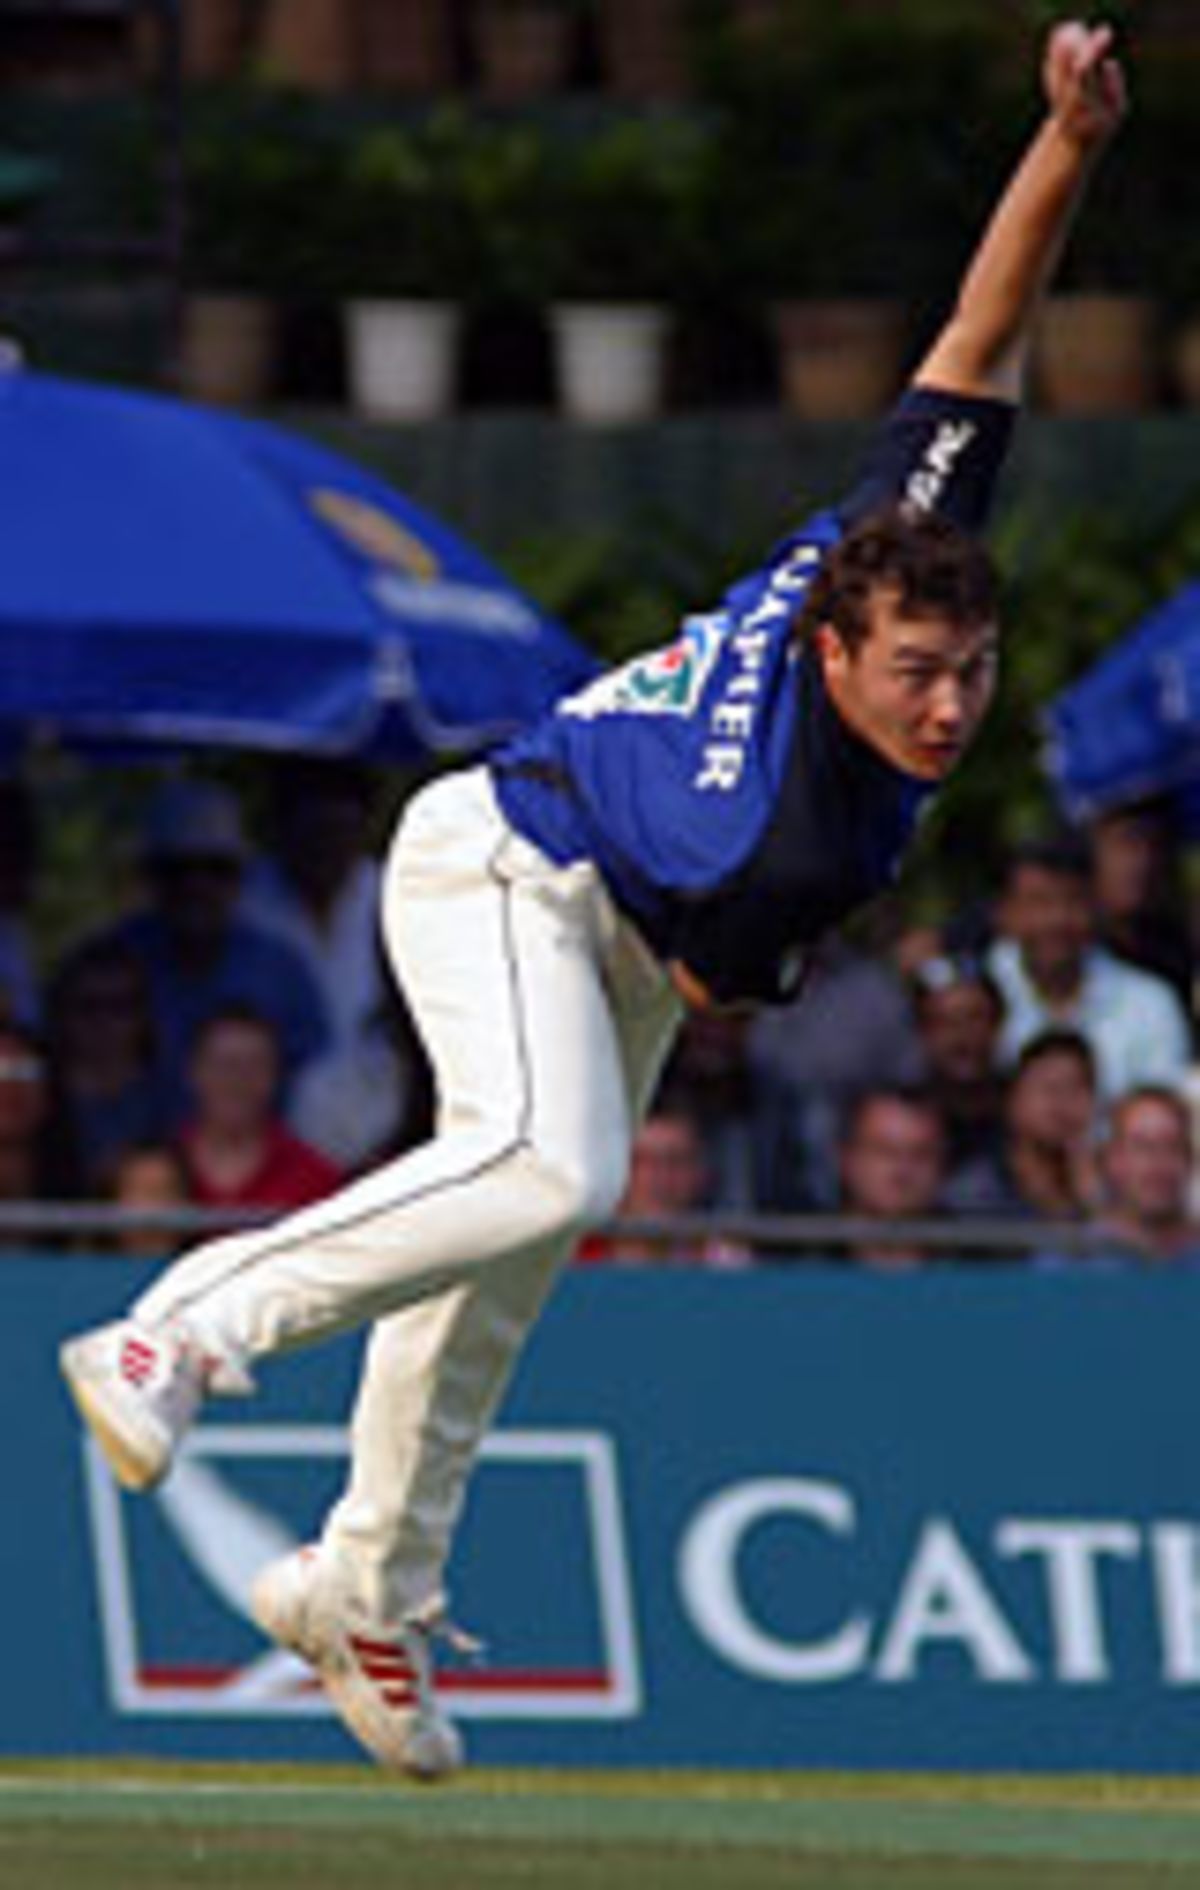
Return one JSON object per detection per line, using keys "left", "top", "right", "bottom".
{"left": 4, "top": 0, "right": 1200, "bottom": 881}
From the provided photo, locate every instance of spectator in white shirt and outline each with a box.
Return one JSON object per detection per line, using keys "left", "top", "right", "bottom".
{"left": 241, "top": 760, "right": 385, "bottom": 1052}
{"left": 987, "top": 834, "right": 1191, "bottom": 1101}
{"left": 241, "top": 760, "right": 429, "bottom": 1170}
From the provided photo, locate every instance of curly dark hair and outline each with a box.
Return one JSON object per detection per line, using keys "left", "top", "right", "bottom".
{"left": 794, "top": 507, "right": 999, "bottom": 653}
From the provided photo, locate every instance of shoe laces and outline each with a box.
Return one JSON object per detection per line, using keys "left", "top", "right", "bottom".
{"left": 344, "top": 1614, "right": 482, "bottom": 1720}
{"left": 421, "top": 1613, "right": 486, "bottom": 1665}
{"left": 165, "top": 1319, "right": 254, "bottom": 1398}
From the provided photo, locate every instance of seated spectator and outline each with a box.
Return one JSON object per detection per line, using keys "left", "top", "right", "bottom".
{"left": 178, "top": 1005, "right": 343, "bottom": 1212}
{"left": 909, "top": 954, "right": 1008, "bottom": 1214}
{"left": 836, "top": 1087, "right": 946, "bottom": 1271}
{"left": 44, "top": 938, "right": 170, "bottom": 1195}
{"left": 291, "top": 983, "right": 435, "bottom": 1174}
{"left": 241, "top": 760, "right": 418, "bottom": 1169}
{"left": 988, "top": 833, "right": 1190, "bottom": 1100}
{"left": 0, "top": 776, "right": 40, "bottom": 1029}
{"left": 1087, "top": 799, "right": 1193, "bottom": 1009}
{"left": 1088, "top": 1087, "right": 1200, "bottom": 1267}
{"left": 994, "top": 1028, "right": 1101, "bottom": 1222}
{"left": 75, "top": 778, "right": 331, "bottom": 1128}
{"left": 893, "top": 921, "right": 949, "bottom": 985}
{"left": 107, "top": 1141, "right": 194, "bottom": 1260}
{"left": 0, "top": 1021, "right": 79, "bottom": 1223}
{"left": 748, "top": 936, "right": 923, "bottom": 1208}
{"left": 579, "top": 1105, "right": 750, "bottom": 1268}
{"left": 667, "top": 1006, "right": 814, "bottom": 1213}
{"left": 242, "top": 758, "right": 384, "bottom": 1046}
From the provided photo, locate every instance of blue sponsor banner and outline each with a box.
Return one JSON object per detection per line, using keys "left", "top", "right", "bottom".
{"left": 9, "top": 1256, "right": 1200, "bottom": 1770}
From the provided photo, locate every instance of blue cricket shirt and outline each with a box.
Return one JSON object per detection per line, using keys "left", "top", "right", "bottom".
{"left": 492, "top": 386, "right": 1014, "bottom": 1005}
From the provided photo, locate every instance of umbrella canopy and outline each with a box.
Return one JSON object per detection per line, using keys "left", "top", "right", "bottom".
{"left": 0, "top": 367, "right": 594, "bottom": 759}
{"left": 1044, "top": 580, "right": 1200, "bottom": 830}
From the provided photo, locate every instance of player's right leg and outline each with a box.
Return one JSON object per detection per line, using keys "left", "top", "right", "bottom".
{"left": 245, "top": 909, "right": 683, "bottom": 1777}
{"left": 308, "top": 898, "right": 685, "bottom": 1631}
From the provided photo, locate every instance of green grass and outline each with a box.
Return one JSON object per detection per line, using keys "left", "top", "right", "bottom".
{"left": 2, "top": 1763, "right": 1200, "bottom": 1890}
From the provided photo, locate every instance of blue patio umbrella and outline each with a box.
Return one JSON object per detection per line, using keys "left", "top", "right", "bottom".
{"left": 0, "top": 366, "right": 594, "bottom": 759}
{"left": 1044, "top": 579, "right": 1200, "bottom": 832}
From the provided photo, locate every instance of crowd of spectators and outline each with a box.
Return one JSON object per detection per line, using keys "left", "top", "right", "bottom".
{"left": 0, "top": 765, "right": 1198, "bottom": 1272}
{"left": 595, "top": 808, "right": 1200, "bottom": 1272}
{"left": 0, "top": 763, "right": 433, "bottom": 1252}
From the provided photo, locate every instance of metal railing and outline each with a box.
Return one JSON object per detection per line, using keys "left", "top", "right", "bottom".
{"left": 0, "top": 1200, "right": 1122, "bottom": 1258}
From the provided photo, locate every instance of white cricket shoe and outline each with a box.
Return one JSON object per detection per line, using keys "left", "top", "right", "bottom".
{"left": 251, "top": 1546, "right": 465, "bottom": 1781}
{"left": 59, "top": 1318, "right": 208, "bottom": 1491}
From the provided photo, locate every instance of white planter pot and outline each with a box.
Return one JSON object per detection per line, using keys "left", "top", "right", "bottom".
{"left": 345, "top": 299, "right": 461, "bottom": 421}
{"left": 551, "top": 303, "right": 668, "bottom": 423}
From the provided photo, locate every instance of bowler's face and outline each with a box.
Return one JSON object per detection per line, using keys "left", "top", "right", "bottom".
{"left": 817, "top": 588, "right": 999, "bottom": 780}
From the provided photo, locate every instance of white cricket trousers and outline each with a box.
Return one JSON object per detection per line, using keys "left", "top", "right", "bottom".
{"left": 134, "top": 767, "right": 681, "bottom": 1621}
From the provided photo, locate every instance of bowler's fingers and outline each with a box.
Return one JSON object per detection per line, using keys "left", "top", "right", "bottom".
{"left": 1045, "top": 19, "right": 1127, "bottom": 135}
{"left": 1089, "top": 51, "right": 1128, "bottom": 121}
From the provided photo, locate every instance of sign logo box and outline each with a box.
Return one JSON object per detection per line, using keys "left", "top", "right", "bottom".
{"left": 83, "top": 1424, "right": 641, "bottom": 1722}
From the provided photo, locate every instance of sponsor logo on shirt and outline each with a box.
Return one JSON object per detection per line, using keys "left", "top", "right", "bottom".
{"left": 560, "top": 615, "right": 724, "bottom": 722}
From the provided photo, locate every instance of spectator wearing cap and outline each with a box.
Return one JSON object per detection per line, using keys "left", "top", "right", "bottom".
{"left": 987, "top": 834, "right": 1191, "bottom": 1101}
{"left": 909, "top": 953, "right": 1008, "bottom": 1215}
{"left": 71, "top": 779, "right": 330, "bottom": 1129}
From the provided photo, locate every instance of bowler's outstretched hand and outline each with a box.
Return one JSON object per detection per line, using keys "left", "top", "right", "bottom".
{"left": 1043, "top": 20, "right": 1127, "bottom": 150}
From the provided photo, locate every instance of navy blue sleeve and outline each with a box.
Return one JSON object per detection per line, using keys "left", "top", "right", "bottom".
{"left": 836, "top": 385, "right": 1016, "bottom": 535}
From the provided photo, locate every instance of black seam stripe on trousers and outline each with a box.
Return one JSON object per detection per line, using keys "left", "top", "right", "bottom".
{"left": 163, "top": 839, "right": 538, "bottom": 1326}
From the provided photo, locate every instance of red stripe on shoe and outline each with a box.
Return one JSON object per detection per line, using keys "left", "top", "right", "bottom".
{"left": 348, "top": 1633, "right": 411, "bottom": 1659}
{"left": 357, "top": 1658, "right": 416, "bottom": 1685}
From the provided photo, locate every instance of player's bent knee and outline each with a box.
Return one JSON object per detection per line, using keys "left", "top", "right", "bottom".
{"left": 519, "top": 1143, "right": 628, "bottom": 1242}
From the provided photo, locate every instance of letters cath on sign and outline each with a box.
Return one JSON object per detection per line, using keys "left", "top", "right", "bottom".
{"left": 678, "top": 1477, "right": 1200, "bottom": 1688}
